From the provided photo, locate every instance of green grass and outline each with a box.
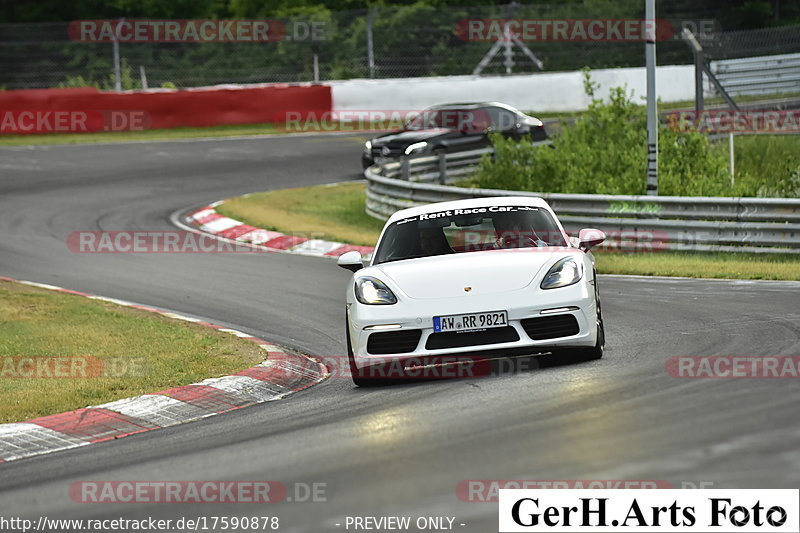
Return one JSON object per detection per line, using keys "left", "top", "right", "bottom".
{"left": 711, "top": 135, "right": 800, "bottom": 196}
{"left": 531, "top": 92, "right": 800, "bottom": 119}
{"left": 0, "top": 280, "right": 267, "bottom": 423}
{"left": 217, "top": 182, "right": 386, "bottom": 247}
{"left": 596, "top": 252, "right": 800, "bottom": 280}
{"left": 0, "top": 122, "right": 287, "bottom": 146}
{"left": 660, "top": 92, "right": 800, "bottom": 111}
{"left": 0, "top": 119, "right": 385, "bottom": 147}
{"left": 218, "top": 182, "right": 800, "bottom": 281}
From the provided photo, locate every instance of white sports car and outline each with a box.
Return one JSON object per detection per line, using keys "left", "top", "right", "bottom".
{"left": 337, "top": 196, "right": 606, "bottom": 386}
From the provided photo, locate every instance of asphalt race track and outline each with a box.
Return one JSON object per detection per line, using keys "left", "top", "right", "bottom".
{"left": 1, "top": 134, "right": 799, "bottom": 532}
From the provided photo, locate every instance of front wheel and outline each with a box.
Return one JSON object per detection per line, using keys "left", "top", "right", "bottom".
{"left": 583, "top": 281, "right": 605, "bottom": 359}
{"left": 560, "top": 282, "right": 604, "bottom": 361}
{"left": 584, "top": 291, "right": 605, "bottom": 359}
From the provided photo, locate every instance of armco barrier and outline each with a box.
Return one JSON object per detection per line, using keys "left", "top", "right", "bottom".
{"left": 710, "top": 52, "right": 800, "bottom": 97}
{"left": 0, "top": 85, "right": 332, "bottom": 133}
{"left": 364, "top": 148, "right": 800, "bottom": 254}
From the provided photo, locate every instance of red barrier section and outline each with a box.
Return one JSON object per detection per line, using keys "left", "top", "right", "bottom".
{"left": 0, "top": 85, "right": 332, "bottom": 134}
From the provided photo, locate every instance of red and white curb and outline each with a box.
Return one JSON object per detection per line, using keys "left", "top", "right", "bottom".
{"left": 181, "top": 200, "right": 375, "bottom": 260}
{"left": 0, "top": 276, "right": 328, "bottom": 464}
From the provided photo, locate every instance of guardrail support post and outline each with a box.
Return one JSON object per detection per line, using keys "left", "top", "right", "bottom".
{"left": 401, "top": 156, "right": 410, "bottom": 180}
{"left": 438, "top": 152, "right": 447, "bottom": 184}
{"left": 729, "top": 132, "right": 735, "bottom": 185}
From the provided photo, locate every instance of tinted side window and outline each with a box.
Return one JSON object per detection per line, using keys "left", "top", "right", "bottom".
{"left": 486, "top": 107, "right": 519, "bottom": 131}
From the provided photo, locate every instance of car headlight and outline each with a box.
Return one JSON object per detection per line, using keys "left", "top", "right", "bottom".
{"left": 540, "top": 257, "right": 582, "bottom": 290}
{"left": 404, "top": 141, "right": 428, "bottom": 155}
{"left": 355, "top": 276, "right": 397, "bottom": 305}
{"left": 364, "top": 140, "right": 372, "bottom": 152}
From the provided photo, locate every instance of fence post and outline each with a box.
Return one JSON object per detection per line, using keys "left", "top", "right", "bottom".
{"left": 401, "top": 156, "right": 410, "bottom": 180}
{"left": 645, "top": 0, "right": 658, "bottom": 196}
{"left": 366, "top": 7, "right": 377, "bottom": 78}
{"left": 139, "top": 65, "right": 148, "bottom": 90}
{"left": 112, "top": 20, "right": 122, "bottom": 92}
{"left": 694, "top": 49, "right": 705, "bottom": 114}
{"left": 682, "top": 29, "right": 705, "bottom": 114}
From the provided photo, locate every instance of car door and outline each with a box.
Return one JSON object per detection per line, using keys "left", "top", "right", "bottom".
{"left": 457, "top": 107, "right": 494, "bottom": 151}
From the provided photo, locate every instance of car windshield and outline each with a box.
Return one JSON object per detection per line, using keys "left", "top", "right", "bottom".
{"left": 372, "top": 205, "right": 568, "bottom": 265}
{"left": 405, "top": 108, "right": 491, "bottom": 132}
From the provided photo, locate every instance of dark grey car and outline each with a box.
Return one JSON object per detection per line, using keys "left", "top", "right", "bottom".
{"left": 362, "top": 102, "right": 547, "bottom": 169}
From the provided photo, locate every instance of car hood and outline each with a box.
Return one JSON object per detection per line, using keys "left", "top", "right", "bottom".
{"left": 371, "top": 129, "right": 455, "bottom": 147}
{"left": 371, "top": 249, "right": 563, "bottom": 300}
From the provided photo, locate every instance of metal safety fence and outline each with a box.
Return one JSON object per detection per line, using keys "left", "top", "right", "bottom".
{"left": 4, "top": 6, "right": 800, "bottom": 91}
{"left": 364, "top": 148, "right": 800, "bottom": 254}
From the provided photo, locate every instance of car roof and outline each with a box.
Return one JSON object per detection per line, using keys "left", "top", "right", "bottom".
{"left": 386, "top": 196, "right": 552, "bottom": 223}
{"left": 428, "top": 102, "right": 520, "bottom": 113}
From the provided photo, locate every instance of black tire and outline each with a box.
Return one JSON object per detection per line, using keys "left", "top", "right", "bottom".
{"left": 346, "top": 313, "right": 383, "bottom": 387}
{"left": 581, "top": 278, "right": 605, "bottom": 359}
{"left": 560, "top": 278, "right": 604, "bottom": 361}
{"left": 586, "top": 286, "right": 605, "bottom": 359}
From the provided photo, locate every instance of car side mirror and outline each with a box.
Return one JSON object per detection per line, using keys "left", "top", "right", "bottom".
{"left": 578, "top": 228, "right": 605, "bottom": 252}
{"left": 337, "top": 250, "right": 364, "bottom": 272}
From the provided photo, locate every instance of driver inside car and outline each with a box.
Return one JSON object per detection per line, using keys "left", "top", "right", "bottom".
{"left": 418, "top": 226, "right": 454, "bottom": 256}
{"left": 492, "top": 214, "right": 547, "bottom": 249}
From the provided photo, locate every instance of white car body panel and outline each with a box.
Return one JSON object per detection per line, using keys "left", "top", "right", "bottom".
{"left": 343, "top": 196, "right": 602, "bottom": 373}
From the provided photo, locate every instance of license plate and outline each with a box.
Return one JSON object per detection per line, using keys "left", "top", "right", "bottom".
{"left": 433, "top": 311, "right": 508, "bottom": 333}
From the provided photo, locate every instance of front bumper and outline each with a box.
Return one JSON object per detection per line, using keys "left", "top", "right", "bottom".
{"left": 363, "top": 152, "right": 397, "bottom": 169}
{"left": 347, "top": 282, "right": 596, "bottom": 371}
{"left": 361, "top": 152, "right": 374, "bottom": 169}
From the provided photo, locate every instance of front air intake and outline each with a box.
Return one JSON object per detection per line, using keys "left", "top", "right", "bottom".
{"left": 521, "top": 314, "right": 580, "bottom": 340}
{"left": 425, "top": 326, "right": 519, "bottom": 350}
{"left": 367, "top": 330, "right": 422, "bottom": 355}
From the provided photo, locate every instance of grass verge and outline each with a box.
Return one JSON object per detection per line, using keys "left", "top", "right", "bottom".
{"left": 218, "top": 182, "right": 800, "bottom": 281}
{"left": 0, "top": 121, "right": 379, "bottom": 147}
{"left": 0, "top": 279, "right": 266, "bottom": 423}
{"left": 0, "top": 122, "right": 288, "bottom": 147}
{"left": 217, "top": 182, "right": 386, "bottom": 247}
{"left": 595, "top": 252, "right": 800, "bottom": 281}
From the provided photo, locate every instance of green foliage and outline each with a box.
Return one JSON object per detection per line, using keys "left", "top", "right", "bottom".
{"left": 758, "top": 164, "right": 800, "bottom": 197}
{"left": 160, "top": 81, "right": 177, "bottom": 89}
{"left": 57, "top": 59, "right": 142, "bottom": 91}
{"left": 105, "top": 58, "right": 143, "bottom": 90}
{"left": 58, "top": 75, "right": 101, "bottom": 89}
{"left": 724, "top": 135, "right": 800, "bottom": 197}
{"left": 469, "top": 73, "right": 798, "bottom": 198}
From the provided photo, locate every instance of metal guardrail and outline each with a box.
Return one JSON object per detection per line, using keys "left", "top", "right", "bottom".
{"left": 364, "top": 148, "right": 800, "bottom": 254}
{"left": 710, "top": 52, "right": 800, "bottom": 97}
